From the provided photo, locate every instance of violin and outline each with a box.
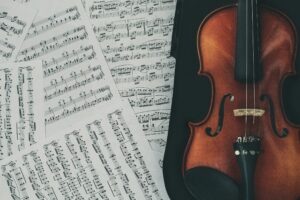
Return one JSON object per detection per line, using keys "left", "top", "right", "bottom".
{"left": 183, "top": 0, "right": 300, "bottom": 200}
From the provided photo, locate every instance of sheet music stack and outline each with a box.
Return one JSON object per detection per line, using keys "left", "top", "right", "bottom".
{"left": 0, "top": 0, "right": 176, "bottom": 199}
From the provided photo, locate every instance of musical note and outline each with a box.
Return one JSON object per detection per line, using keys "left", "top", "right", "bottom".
{"left": 0, "top": 62, "right": 45, "bottom": 160}
{"left": 15, "top": 2, "right": 132, "bottom": 134}
{"left": 111, "top": 59, "right": 175, "bottom": 77}
{"left": 44, "top": 65, "right": 104, "bottom": 101}
{"left": 107, "top": 110, "right": 162, "bottom": 199}
{"left": 0, "top": 106, "right": 170, "bottom": 200}
{"left": 89, "top": 0, "right": 176, "bottom": 19}
{"left": 1, "top": 1, "right": 171, "bottom": 200}
{"left": 27, "top": 7, "right": 81, "bottom": 39}
{"left": 119, "top": 85, "right": 172, "bottom": 98}
{"left": 0, "top": 3, "right": 36, "bottom": 62}
{"left": 43, "top": 45, "right": 96, "bottom": 78}
{"left": 18, "top": 26, "right": 88, "bottom": 62}
{"left": 83, "top": 0, "right": 176, "bottom": 163}
{"left": 11, "top": 0, "right": 31, "bottom": 3}
{"left": 93, "top": 16, "right": 174, "bottom": 42}
{"left": 45, "top": 86, "right": 113, "bottom": 125}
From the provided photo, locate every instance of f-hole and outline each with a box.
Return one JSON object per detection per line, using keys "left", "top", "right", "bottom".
{"left": 206, "top": 93, "right": 233, "bottom": 137}
{"left": 260, "top": 94, "right": 288, "bottom": 138}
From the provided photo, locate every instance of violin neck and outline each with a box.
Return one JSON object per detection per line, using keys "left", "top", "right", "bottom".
{"left": 235, "top": 0, "right": 263, "bottom": 83}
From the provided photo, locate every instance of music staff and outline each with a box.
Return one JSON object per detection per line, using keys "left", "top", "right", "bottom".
{"left": 27, "top": 7, "right": 81, "bottom": 39}
{"left": 93, "top": 17, "right": 174, "bottom": 33}
{"left": 107, "top": 51, "right": 171, "bottom": 63}
{"left": 114, "top": 71, "right": 174, "bottom": 85}
{"left": 93, "top": 16, "right": 174, "bottom": 42}
{"left": 0, "top": 18, "right": 26, "bottom": 36}
{"left": 0, "top": 105, "right": 170, "bottom": 200}
{"left": 15, "top": 4, "right": 124, "bottom": 132}
{"left": 111, "top": 60, "right": 175, "bottom": 77}
{"left": 0, "top": 69, "right": 13, "bottom": 160}
{"left": 89, "top": 0, "right": 176, "bottom": 19}
{"left": 1, "top": 1, "right": 171, "bottom": 200}
{"left": 128, "top": 95, "right": 170, "bottom": 108}
{"left": 86, "top": 121, "right": 134, "bottom": 199}
{"left": 0, "top": 30, "right": 16, "bottom": 59}
{"left": 22, "top": 151, "right": 56, "bottom": 199}
{"left": 25, "top": 67, "right": 37, "bottom": 146}
{"left": 0, "top": 4, "right": 35, "bottom": 62}
{"left": 44, "top": 65, "right": 104, "bottom": 101}
{"left": 107, "top": 110, "right": 163, "bottom": 200}
{"left": 119, "top": 85, "right": 172, "bottom": 98}
{"left": 136, "top": 110, "right": 170, "bottom": 134}
{"left": 103, "top": 40, "right": 171, "bottom": 54}
{"left": 0, "top": 63, "right": 44, "bottom": 161}
{"left": 16, "top": 67, "right": 36, "bottom": 151}
{"left": 43, "top": 45, "right": 96, "bottom": 78}
{"left": 85, "top": 0, "right": 176, "bottom": 163}
{"left": 1, "top": 161, "right": 29, "bottom": 200}
{"left": 11, "top": 0, "right": 30, "bottom": 3}
{"left": 0, "top": 12, "right": 26, "bottom": 26}
{"left": 45, "top": 86, "right": 113, "bottom": 125}
{"left": 18, "top": 26, "right": 88, "bottom": 62}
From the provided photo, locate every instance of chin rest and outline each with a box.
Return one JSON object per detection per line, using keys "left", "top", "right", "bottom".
{"left": 184, "top": 167, "right": 240, "bottom": 200}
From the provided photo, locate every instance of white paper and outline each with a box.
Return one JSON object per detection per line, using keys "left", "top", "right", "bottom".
{"left": 0, "top": 99, "right": 170, "bottom": 200}
{"left": 0, "top": 2, "right": 36, "bottom": 62}
{"left": 3, "top": 0, "right": 170, "bottom": 199}
{"left": 15, "top": 0, "right": 123, "bottom": 134}
{"left": 83, "top": 0, "right": 177, "bottom": 162}
{"left": 9, "top": 0, "right": 31, "bottom": 3}
{"left": 0, "top": 61, "right": 45, "bottom": 160}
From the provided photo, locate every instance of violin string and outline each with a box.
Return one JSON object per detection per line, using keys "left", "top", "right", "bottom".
{"left": 255, "top": 0, "right": 262, "bottom": 137}
{"left": 254, "top": 0, "right": 262, "bottom": 137}
{"left": 245, "top": 0, "right": 249, "bottom": 137}
{"left": 252, "top": 0, "right": 256, "bottom": 125}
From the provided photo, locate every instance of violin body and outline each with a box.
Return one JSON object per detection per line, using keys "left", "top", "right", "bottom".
{"left": 184, "top": 4, "right": 300, "bottom": 200}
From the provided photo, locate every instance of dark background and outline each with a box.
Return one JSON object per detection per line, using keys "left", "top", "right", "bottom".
{"left": 163, "top": 0, "right": 300, "bottom": 199}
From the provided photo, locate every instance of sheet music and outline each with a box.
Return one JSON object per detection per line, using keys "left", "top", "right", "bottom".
{"left": 2, "top": 1, "right": 170, "bottom": 199}
{"left": 0, "top": 3, "right": 36, "bottom": 62}
{"left": 83, "top": 0, "right": 177, "bottom": 163}
{"left": 15, "top": 0, "right": 125, "bottom": 134}
{"left": 0, "top": 62, "right": 45, "bottom": 160}
{"left": 10, "top": 0, "right": 31, "bottom": 3}
{"left": 0, "top": 101, "right": 170, "bottom": 200}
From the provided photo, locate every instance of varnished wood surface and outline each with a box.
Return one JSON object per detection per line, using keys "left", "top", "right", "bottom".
{"left": 184, "top": 6, "right": 300, "bottom": 200}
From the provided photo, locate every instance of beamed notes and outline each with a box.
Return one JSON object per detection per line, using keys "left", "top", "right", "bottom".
{"left": 0, "top": 0, "right": 172, "bottom": 199}
{"left": 0, "top": 2, "right": 36, "bottom": 62}
{"left": 0, "top": 62, "right": 44, "bottom": 160}
{"left": 83, "top": 0, "right": 177, "bottom": 165}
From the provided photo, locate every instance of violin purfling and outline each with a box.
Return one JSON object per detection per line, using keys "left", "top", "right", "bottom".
{"left": 183, "top": 0, "right": 300, "bottom": 200}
